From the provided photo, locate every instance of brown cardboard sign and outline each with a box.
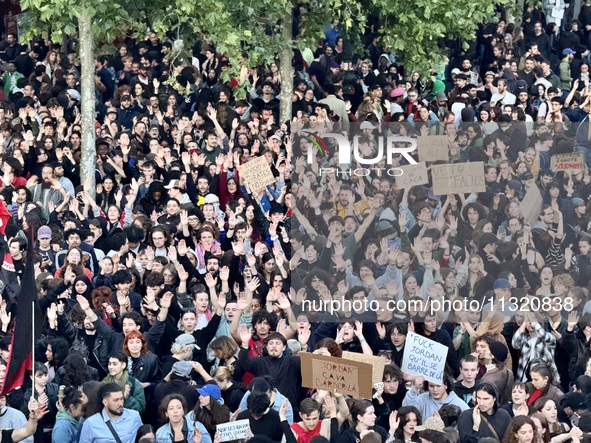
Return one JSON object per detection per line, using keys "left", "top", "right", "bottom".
{"left": 342, "top": 351, "right": 386, "bottom": 384}
{"left": 240, "top": 156, "right": 276, "bottom": 191}
{"left": 551, "top": 153, "right": 585, "bottom": 176}
{"left": 300, "top": 352, "right": 374, "bottom": 398}
{"left": 417, "top": 136, "right": 449, "bottom": 162}
{"left": 520, "top": 185, "right": 543, "bottom": 226}
{"left": 396, "top": 162, "right": 429, "bottom": 190}
{"left": 431, "top": 162, "right": 486, "bottom": 195}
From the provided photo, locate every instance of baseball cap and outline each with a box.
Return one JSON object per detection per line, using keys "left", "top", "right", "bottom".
{"left": 107, "top": 107, "right": 118, "bottom": 114}
{"left": 37, "top": 226, "right": 52, "bottom": 239}
{"left": 360, "top": 121, "right": 375, "bottom": 130}
{"left": 520, "top": 172, "right": 534, "bottom": 181}
{"left": 269, "top": 135, "right": 282, "bottom": 142}
{"left": 494, "top": 278, "right": 511, "bottom": 289}
{"left": 197, "top": 384, "right": 222, "bottom": 401}
{"left": 120, "top": 95, "right": 131, "bottom": 101}
{"left": 171, "top": 361, "right": 193, "bottom": 378}
{"left": 175, "top": 333, "right": 199, "bottom": 348}
{"left": 415, "top": 416, "right": 445, "bottom": 432}
{"left": 451, "top": 68, "right": 461, "bottom": 75}
{"left": 563, "top": 48, "right": 576, "bottom": 55}
{"left": 165, "top": 179, "right": 184, "bottom": 190}
{"left": 485, "top": 71, "right": 496, "bottom": 77}
{"left": 66, "top": 89, "right": 81, "bottom": 101}
{"left": 436, "top": 92, "right": 448, "bottom": 102}
{"left": 204, "top": 194, "right": 220, "bottom": 204}
{"left": 390, "top": 88, "right": 405, "bottom": 98}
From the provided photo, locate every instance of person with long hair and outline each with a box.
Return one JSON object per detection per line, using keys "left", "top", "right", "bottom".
{"left": 527, "top": 364, "right": 564, "bottom": 406}
{"left": 122, "top": 331, "right": 161, "bottom": 388}
{"left": 533, "top": 397, "right": 570, "bottom": 439}
{"left": 44, "top": 337, "right": 69, "bottom": 383}
{"left": 391, "top": 406, "right": 421, "bottom": 443}
{"left": 458, "top": 382, "right": 512, "bottom": 442}
{"left": 81, "top": 381, "right": 103, "bottom": 418}
{"left": 530, "top": 412, "right": 551, "bottom": 443}
{"left": 503, "top": 416, "right": 538, "bottom": 443}
{"left": 155, "top": 394, "right": 211, "bottom": 443}
{"left": 186, "top": 383, "right": 230, "bottom": 439}
{"left": 51, "top": 387, "right": 84, "bottom": 443}
{"left": 338, "top": 399, "right": 390, "bottom": 443}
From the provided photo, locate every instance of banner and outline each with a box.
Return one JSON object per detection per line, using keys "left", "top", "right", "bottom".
{"left": 240, "top": 156, "right": 275, "bottom": 191}
{"left": 401, "top": 332, "right": 449, "bottom": 385}
{"left": 431, "top": 162, "right": 486, "bottom": 195}
{"left": 217, "top": 420, "right": 251, "bottom": 442}
{"left": 300, "top": 352, "right": 373, "bottom": 398}
{"left": 342, "top": 351, "right": 386, "bottom": 383}
{"left": 417, "top": 136, "right": 449, "bottom": 162}
{"left": 396, "top": 162, "right": 429, "bottom": 190}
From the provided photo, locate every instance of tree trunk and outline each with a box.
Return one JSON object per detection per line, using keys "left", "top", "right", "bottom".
{"left": 79, "top": 4, "right": 96, "bottom": 198}
{"left": 279, "top": 10, "right": 293, "bottom": 123}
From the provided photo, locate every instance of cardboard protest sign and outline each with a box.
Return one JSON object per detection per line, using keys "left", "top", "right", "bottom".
{"left": 300, "top": 352, "right": 373, "bottom": 398}
{"left": 396, "top": 162, "right": 429, "bottom": 190}
{"left": 430, "top": 162, "right": 485, "bottom": 196}
{"left": 551, "top": 153, "right": 584, "bottom": 176}
{"left": 417, "top": 136, "right": 449, "bottom": 162}
{"left": 342, "top": 351, "right": 386, "bottom": 384}
{"left": 520, "top": 185, "right": 543, "bottom": 226}
{"left": 240, "top": 156, "right": 275, "bottom": 191}
{"left": 217, "top": 420, "right": 251, "bottom": 442}
{"left": 401, "top": 332, "right": 449, "bottom": 385}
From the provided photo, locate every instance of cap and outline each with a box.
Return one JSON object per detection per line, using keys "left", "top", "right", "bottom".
{"left": 165, "top": 179, "right": 184, "bottom": 190}
{"left": 520, "top": 172, "right": 534, "bottom": 181}
{"left": 51, "top": 161, "right": 63, "bottom": 168}
{"left": 360, "top": 121, "right": 375, "bottom": 130}
{"left": 415, "top": 416, "right": 445, "bottom": 432}
{"left": 573, "top": 197, "right": 585, "bottom": 207}
{"left": 507, "top": 179, "right": 522, "bottom": 191}
{"left": 390, "top": 88, "right": 405, "bottom": 98}
{"left": 66, "top": 89, "right": 81, "bottom": 101}
{"left": 494, "top": 278, "right": 511, "bottom": 289}
{"left": 121, "top": 95, "right": 131, "bottom": 101}
{"left": 436, "top": 92, "right": 448, "bottom": 102}
{"left": 197, "top": 384, "right": 222, "bottom": 401}
{"left": 107, "top": 107, "right": 118, "bottom": 114}
{"left": 171, "top": 361, "right": 193, "bottom": 378}
{"left": 451, "top": 68, "right": 461, "bottom": 75}
{"left": 516, "top": 80, "right": 528, "bottom": 93}
{"left": 204, "top": 194, "right": 220, "bottom": 204}
{"left": 175, "top": 333, "right": 199, "bottom": 347}
{"left": 563, "top": 48, "right": 576, "bottom": 55}
{"left": 269, "top": 135, "right": 282, "bottom": 142}
{"left": 37, "top": 226, "right": 52, "bottom": 239}
{"left": 485, "top": 71, "right": 496, "bottom": 77}
{"left": 375, "top": 220, "right": 396, "bottom": 234}
{"left": 489, "top": 341, "right": 508, "bottom": 362}
{"left": 329, "top": 61, "right": 340, "bottom": 69}
{"left": 480, "top": 232, "right": 499, "bottom": 247}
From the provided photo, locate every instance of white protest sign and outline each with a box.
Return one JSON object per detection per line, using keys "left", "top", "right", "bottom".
{"left": 216, "top": 419, "right": 251, "bottom": 442}
{"left": 401, "top": 332, "right": 448, "bottom": 384}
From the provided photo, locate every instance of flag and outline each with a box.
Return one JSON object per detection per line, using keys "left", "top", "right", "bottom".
{"left": 0, "top": 199, "right": 11, "bottom": 236}
{"left": 0, "top": 229, "right": 42, "bottom": 395}
{"left": 0, "top": 253, "right": 19, "bottom": 303}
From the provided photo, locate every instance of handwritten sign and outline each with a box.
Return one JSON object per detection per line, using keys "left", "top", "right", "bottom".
{"left": 396, "top": 162, "right": 429, "bottom": 190}
{"left": 431, "top": 162, "right": 485, "bottom": 195}
{"left": 240, "top": 156, "right": 276, "bottom": 191}
{"left": 551, "top": 153, "right": 584, "bottom": 176}
{"left": 300, "top": 352, "right": 373, "bottom": 398}
{"left": 217, "top": 420, "right": 251, "bottom": 442}
{"left": 417, "top": 136, "right": 449, "bottom": 162}
{"left": 342, "top": 351, "right": 386, "bottom": 383}
{"left": 401, "top": 332, "right": 449, "bottom": 385}
{"left": 520, "top": 185, "right": 543, "bottom": 226}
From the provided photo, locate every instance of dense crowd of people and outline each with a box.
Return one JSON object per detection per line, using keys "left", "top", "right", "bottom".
{"left": 0, "top": 3, "right": 590, "bottom": 443}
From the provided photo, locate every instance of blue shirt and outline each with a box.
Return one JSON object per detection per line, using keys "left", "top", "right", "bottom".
{"left": 79, "top": 409, "right": 142, "bottom": 443}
